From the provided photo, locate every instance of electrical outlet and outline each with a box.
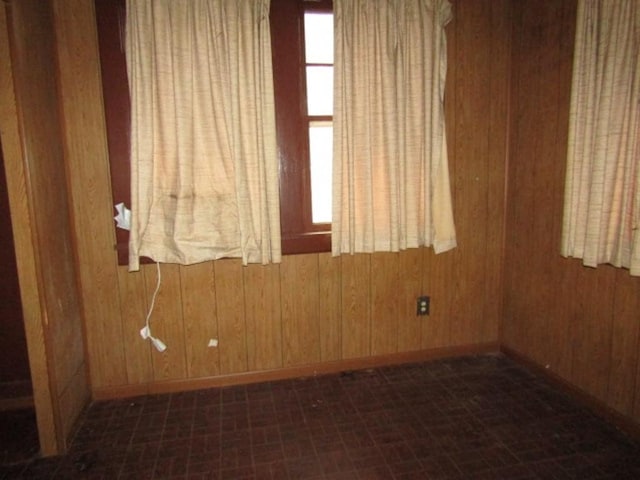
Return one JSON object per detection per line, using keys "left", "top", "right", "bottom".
{"left": 417, "top": 296, "right": 430, "bottom": 316}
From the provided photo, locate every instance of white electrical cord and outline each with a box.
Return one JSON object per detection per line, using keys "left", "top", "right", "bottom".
{"left": 139, "top": 262, "right": 167, "bottom": 352}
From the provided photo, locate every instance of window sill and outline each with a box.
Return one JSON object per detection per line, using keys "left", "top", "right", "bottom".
{"left": 115, "top": 230, "right": 332, "bottom": 266}
{"left": 282, "top": 231, "right": 331, "bottom": 255}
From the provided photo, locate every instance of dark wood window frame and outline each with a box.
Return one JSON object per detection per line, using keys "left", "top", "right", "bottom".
{"left": 95, "top": 0, "right": 332, "bottom": 265}
{"left": 272, "top": 0, "right": 333, "bottom": 254}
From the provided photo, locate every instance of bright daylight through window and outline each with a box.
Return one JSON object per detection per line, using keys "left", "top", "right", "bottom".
{"left": 304, "top": 12, "right": 333, "bottom": 224}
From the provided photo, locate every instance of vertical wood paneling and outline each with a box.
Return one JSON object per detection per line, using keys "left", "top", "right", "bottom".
{"left": 318, "top": 252, "right": 342, "bottom": 361}
{"left": 635, "top": 348, "right": 640, "bottom": 421}
{"left": 397, "top": 249, "right": 423, "bottom": 352}
{"left": 502, "top": 0, "right": 531, "bottom": 359}
{"left": 214, "top": 259, "right": 248, "bottom": 374}
{"left": 143, "top": 264, "right": 187, "bottom": 381}
{"left": 505, "top": 0, "right": 640, "bottom": 426}
{"left": 244, "top": 263, "right": 282, "bottom": 371}
{"left": 550, "top": 265, "right": 577, "bottom": 380}
{"left": 570, "top": 267, "right": 615, "bottom": 403}
{"left": 341, "top": 254, "right": 371, "bottom": 359}
{"left": 483, "top": 0, "right": 510, "bottom": 343}
{"left": 530, "top": 2, "right": 566, "bottom": 366}
{"left": 422, "top": 251, "right": 453, "bottom": 349}
{"left": 450, "top": 0, "right": 492, "bottom": 346}
{"left": 504, "top": 0, "right": 549, "bottom": 361}
{"left": 548, "top": 0, "right": 577, "bottom": 381}
{"left": 117, "top": 267, "right": 153, "bottom": 385}
{"left": 510, "top": 2, "right": 541, "bottom": 361}
{"left": 608, "top": 272, "right": 640, "bottom": 415}
{"left": 370, "top": 253, "right": 400, "bottom": 356}
{"left": 281, "top": 254, "right": 320, "bottom": 366}
{"left": 180, "top": 262, "right": 220, "bottom": 378}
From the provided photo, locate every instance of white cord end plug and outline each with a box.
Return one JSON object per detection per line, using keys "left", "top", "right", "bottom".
{"left": 140, "top": 326, "right": 167, "bottom": 352}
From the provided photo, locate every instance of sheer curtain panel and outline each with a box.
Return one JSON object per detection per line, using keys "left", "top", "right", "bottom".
{"left": 332, "top": 0, "right": 456, "bottom": 256}
{"left": 561, "top": 0, "right": 640, "bottom": 275}
{"left": 126, "top": 0, "right": 281, "bottom": 271}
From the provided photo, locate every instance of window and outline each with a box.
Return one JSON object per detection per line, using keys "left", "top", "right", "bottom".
{"left": 305, "top": 11, "right": 334, "bottom": 224}
{"left": 270, "top": 0, "right": 333, "bottom": 254}
{"left": 561, "top": 0, "right": 640, "bottom": 274}
{"left": 95, "top": 0, "right": 333, "bottom": 264}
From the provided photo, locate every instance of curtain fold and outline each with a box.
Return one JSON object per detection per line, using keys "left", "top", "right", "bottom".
{"left": 126, "top": 0, "right": 281, "bottom": 271}
{"left": 561, "top": 0, "right": 640, "bottom": 274}
{"left": 332, "top": 0, "right": 456, "bottom": 256}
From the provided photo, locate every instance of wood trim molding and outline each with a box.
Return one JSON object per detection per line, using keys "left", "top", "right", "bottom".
{"left": 0, "top": 3, "right": 60, "bottom": 456}
{"left": 93, "top": 342, "right": 500, "bottom": 400}
{"left": 501, "top": 346, "right": 640, "bottom": 442}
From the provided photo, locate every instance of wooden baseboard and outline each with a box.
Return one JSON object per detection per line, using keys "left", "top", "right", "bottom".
{"left": 501, "top": 346, "right": 640, "bottom": 442}
{"left": 93, "top": 342, "right": 499, "bottom": 401}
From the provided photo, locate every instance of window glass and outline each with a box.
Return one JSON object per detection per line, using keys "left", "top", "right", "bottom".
{"left": 304, "top": 13, "right": 333, "bottom": 63}
{"left": 309, "top": 121, "right": 333, "bottom": 224}
{"left": 306, "top": 66, "right": 333, "bottom": 115}
{"left": 305, "top": 12, "right": 334, "bottom": 225}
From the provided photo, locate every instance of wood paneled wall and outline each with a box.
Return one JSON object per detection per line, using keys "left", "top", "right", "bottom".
{"left": 49, "top": 0, "right": 509, "bottom": 399}
{"left": 503, "top": 0, "right": 640, "bottom": 425}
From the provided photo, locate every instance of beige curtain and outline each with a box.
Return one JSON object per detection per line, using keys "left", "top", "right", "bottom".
{"left": 126, "top": 0, "right": 281, "bottom": 271}
{"left": 332, "top": 0, "right": 456, "bottom": 256}
{"left": 561, "top": 0, "right": 640, "bottom": 274}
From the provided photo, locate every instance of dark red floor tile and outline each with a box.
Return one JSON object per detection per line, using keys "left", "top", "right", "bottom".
{"left": 2, "top": 354, "right": 639, "bottom": 480}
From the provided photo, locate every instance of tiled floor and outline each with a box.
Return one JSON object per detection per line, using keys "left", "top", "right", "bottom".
{"left": 2, "top": 354, "right": 640, "bottom": 479}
